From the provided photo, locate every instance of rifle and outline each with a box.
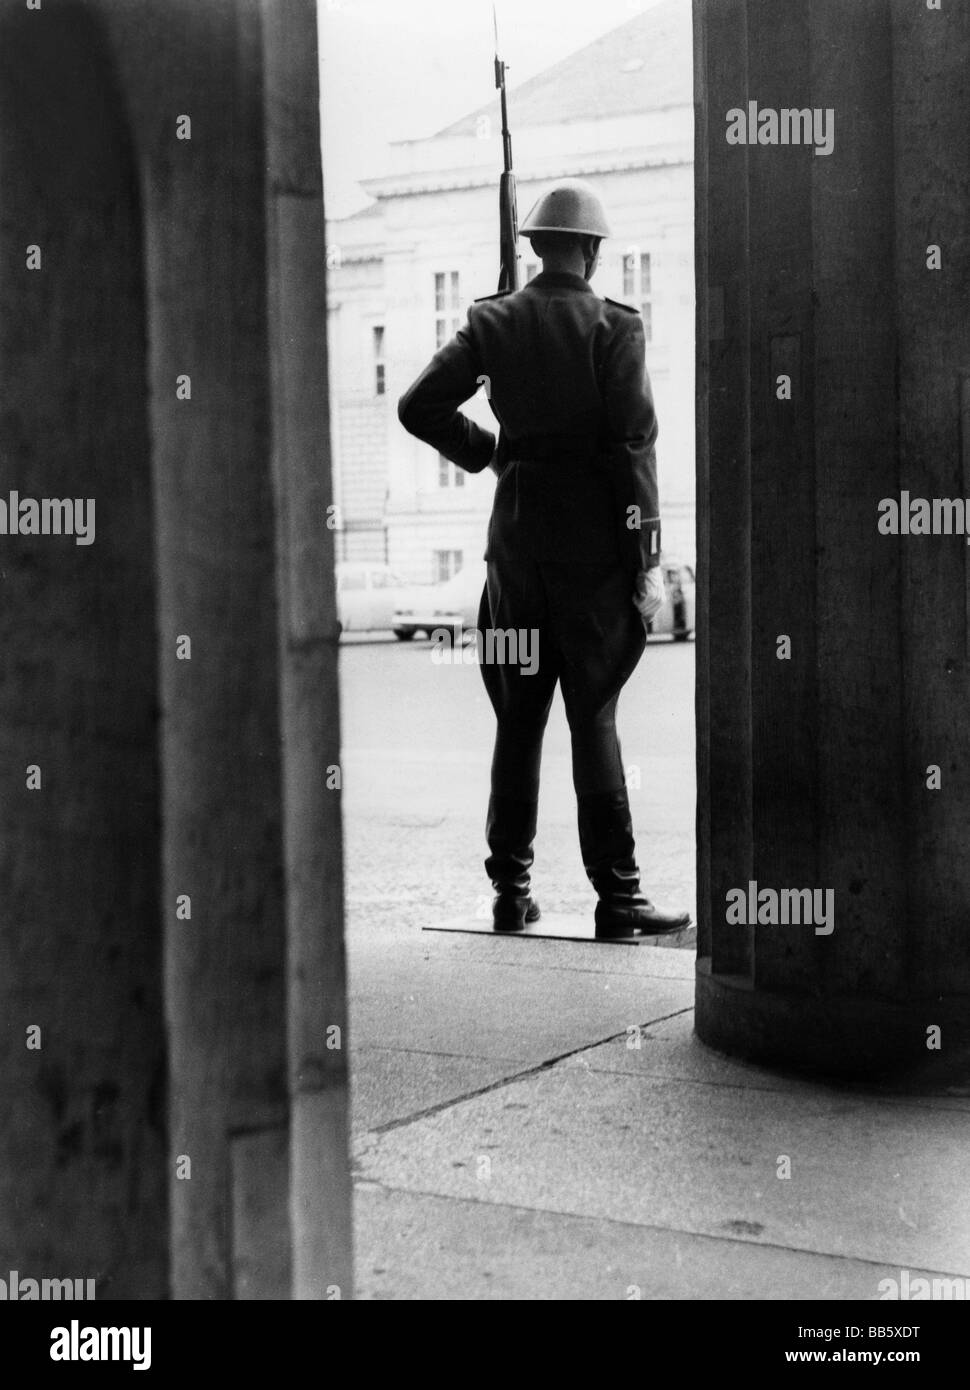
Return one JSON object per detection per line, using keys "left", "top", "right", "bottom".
{"left": 493, "top": 6, "right": 519, "bottom": 292}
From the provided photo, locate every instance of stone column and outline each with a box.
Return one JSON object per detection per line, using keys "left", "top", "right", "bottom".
{"left": 125, "top": 0, "right": 292, "bottom": 1298}
{"left": 0, "top": 2, "right": 166, "bottom": 1297}
{"left": 261, "top": 0, "right": 353, "bottom": 1300}
{"left": 0, "top": 0, "right": 351, "bottom": 1299}
{"left": 694, "top": 0, "right": 970, "bottom": 1077}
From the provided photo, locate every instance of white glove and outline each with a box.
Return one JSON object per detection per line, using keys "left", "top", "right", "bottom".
{"left": 632, "top": 568, "right": 665, "bottom": 624}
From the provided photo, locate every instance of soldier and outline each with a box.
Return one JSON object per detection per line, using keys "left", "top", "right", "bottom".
{"left": 398, "top": 179, "right": 691, "bottom": 939}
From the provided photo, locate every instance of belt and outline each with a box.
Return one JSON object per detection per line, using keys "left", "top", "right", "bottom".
{"left": 506, "top": 433, "right": 601, "bottom": 460}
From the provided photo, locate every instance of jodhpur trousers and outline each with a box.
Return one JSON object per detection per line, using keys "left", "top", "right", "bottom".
{"left": 477, "top": 552, "right": 645, "bottom": 801}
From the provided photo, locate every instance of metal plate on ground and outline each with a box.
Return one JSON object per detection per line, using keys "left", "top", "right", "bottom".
{"left": 424, "top": 913, "right": 644, "bottom": 944}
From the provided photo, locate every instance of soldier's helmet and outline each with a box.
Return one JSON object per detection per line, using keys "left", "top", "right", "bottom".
{"left": 519, "top": 179, "right": 611, "bottom": 239}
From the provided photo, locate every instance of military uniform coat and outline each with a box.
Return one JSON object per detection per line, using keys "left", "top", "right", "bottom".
{"left": 398, "top": 268, "right": 663, "bottom": 800}
{"left": 397, "top": 269, "right": 661, "bottom": 573}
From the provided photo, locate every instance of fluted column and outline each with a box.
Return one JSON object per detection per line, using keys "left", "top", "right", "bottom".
{"left": 695, "top": 0, "right": 970, "bottom": 1076}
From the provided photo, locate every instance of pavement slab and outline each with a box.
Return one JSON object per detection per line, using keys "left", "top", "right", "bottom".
{"left": 565, "top": 1011, "right": 970, "bottom": 1113}
{"left": 353, "top": 1185, "right": 947, "bottom": 1302}
{"left": 349, "top": 946, "right": 693, "bottom": 1073}
{"left": 350, "top": 1045, "right": 521, "bottom": 1136}
{"left": 355, "top": 1040, "right": 970, "bottom": 1276}
{"left": 350, "top": 918, "right": 697, "bottom": 978}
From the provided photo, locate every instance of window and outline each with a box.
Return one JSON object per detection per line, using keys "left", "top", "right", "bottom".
{"left": 622, "top": 251, "right": 653, "bottom": 343}
{"left": 372, "top": 325, "right": 385, "bottom": 395}
{"left": 640, "top": 253, "right": 653, "bottom": 342}
{"left": 438, "top": 453, "right": 465, "bottom": 489}
{"left": 435, "top": 549, "right": 463, "bottom": 583}
{"left": 338, "top": 571, "right": 366, "bottom": 591}
{"left": 434, "top": 271, "right": 461, "bottom": 349}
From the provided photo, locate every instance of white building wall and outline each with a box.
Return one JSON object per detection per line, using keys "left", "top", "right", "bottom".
{"left": 326, "top": 236, "right": 390, "bottom": 562}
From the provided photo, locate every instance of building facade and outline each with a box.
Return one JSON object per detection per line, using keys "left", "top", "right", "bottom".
{"left": 326, "top": 2, "right": 694, "bottom": 584}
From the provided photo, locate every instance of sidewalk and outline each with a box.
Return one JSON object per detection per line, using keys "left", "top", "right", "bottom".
{"left": 341, "top": 641, "right": 968, "bottom": 1299}
{"left": 348, "top": 920, "right": 970, "bottom": 1300}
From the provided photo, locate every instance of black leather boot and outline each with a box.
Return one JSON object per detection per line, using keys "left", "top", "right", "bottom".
{"left": 485, "top": 794, "right": 541, "bottom": 931}
{"left": 577, "top": 788, "right": 691, "bottom": 938}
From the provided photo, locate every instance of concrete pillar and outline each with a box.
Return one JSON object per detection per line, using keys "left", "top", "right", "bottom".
{"left": 261, "top": 0, "right": 353, "bottom": 1299}
{"left": 118, "top": 0, "right": 350, "bottom": 1297}
{"left": 93, "top": 0, "right": 291, "bottom": 1298}
{"left": 0, "top": 0, "right": 350, "bottom": 1298}
{"left": 0, "top": 2, "right": 167, "bottom": 1296}
{"left": 695, "top": 0, "right": 970, "bottom": 1077}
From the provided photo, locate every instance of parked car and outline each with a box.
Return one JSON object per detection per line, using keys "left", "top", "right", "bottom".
{"left": 647, "top": 557, "right": 696, "bottom": 641}
{"left": 392, "top": 561, "right": 487, "bottom": 641}
{"left": 336, "top": 562, "right": 418, "bottom": 634}
{"left": 390, "top": 556, "right": 694, "bottom": 643}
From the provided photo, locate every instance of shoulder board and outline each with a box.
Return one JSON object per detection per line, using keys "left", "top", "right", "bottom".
{"left": 473, "top": 290, "right": 511, "bottom": 304}
{"left": 604, "top": 297, "right": 640, "bottom": 314}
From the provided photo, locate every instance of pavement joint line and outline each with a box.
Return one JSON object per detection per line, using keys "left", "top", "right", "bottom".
{"left": 353, "top": 1179, "right": 970, "bottom": 1282}
{"left": 360, "top": 1006, "right": 695, "bottom": 1138}
{"left": 352, "top": 1043, "right": 538, "bottom": 1064}
{"left": 351, "top": 1040, "right": 970, "bottom": 1112}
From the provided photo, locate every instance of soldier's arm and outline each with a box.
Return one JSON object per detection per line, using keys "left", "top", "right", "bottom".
{"left": 600, "top": 308, "right": 662, "bottom": 571}
{"left": 397, "top": 317, "right": 495, "bottom": 474}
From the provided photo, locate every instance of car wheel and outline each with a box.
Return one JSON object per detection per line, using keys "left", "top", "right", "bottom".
{"left": 393, "top": 629, "right": 414, "bottom": 641}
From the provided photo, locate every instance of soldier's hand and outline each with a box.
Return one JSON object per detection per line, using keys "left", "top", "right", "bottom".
{"left": 632, "top": 567, "right": 665, "bottom": 626}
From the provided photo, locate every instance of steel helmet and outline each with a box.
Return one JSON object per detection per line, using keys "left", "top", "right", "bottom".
{"left": 519, "top": 179, "right": 611, "bottom": 239}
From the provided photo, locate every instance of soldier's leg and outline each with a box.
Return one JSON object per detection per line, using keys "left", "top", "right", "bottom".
{"left": 540, "top": 562, "right": 643, "bottom": 794}
{"left": 479, "top": 559, "right": 559, "bottom": 801}
{"left": 478, "top": 559, "right": 559, "bottom": 929}
{"left": 542, "top": 563, "right": 690, "bottom": 938}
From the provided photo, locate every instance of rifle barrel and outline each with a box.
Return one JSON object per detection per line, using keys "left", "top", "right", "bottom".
{"left": 493, "top": 8, "right": 518, "bottom": 292}
{"left": 498, "top": 80, "right": 513, "bottom": 172}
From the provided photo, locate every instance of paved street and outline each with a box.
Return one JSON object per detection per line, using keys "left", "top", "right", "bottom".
{"left": 339, "top": 635, "right": 970, "bottom": 1300}
{"left": 340, "top": 630, "right": 696, "bottom": 932}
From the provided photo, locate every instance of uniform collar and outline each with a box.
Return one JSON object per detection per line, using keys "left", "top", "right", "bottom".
{"left": 526, "top": 270, "right": 594, "bottom": 294}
